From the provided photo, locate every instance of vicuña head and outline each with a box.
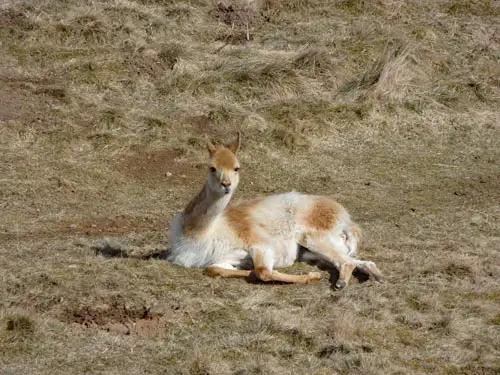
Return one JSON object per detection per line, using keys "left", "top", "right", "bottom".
{"left": 206, "top": 133, "right": 240, "bottom": 196}
{"left": 167, "top": 133, "right": 384, "bottom": 290}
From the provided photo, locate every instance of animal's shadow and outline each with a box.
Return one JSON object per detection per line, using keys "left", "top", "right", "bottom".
{"left": 93, "top": 242, "right": 169, "bottom": 260}
{"left": 296, "top": 247, "right": 370, "bottom": 288}
{"left": 93, "top": 243, "right": 370, "bottom": 290}
{"left": 300, "top": 258, "right": 370, "bottom": 288}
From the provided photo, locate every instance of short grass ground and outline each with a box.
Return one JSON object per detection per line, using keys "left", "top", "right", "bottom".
{"left": 1, "top": 0, "right": 499, "bottom": 374}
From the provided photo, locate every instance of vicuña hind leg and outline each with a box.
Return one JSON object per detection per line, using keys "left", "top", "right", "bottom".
{"left": 354, "top": 260, "right": 384, "bottom": 283}
{"left": 206, "top": 263, "right": 252, "bottom": 278}
{"left": 251, "top": 248, "right": 321, "bottom": 284}
{"left": 300, "top": 234, "right": 383, "bottom": 289}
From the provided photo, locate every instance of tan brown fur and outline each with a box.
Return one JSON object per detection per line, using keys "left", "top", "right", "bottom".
{"left": 255, "top": 268, "right": 321, "bottom": 284}
{"left": 304, "top": 198, "right": 342, "bottom": 231}
{"left": 205, "top": 266, "right": 251, "bottom": 278}
{"left": 252, "top": 248, "right": 321, "bottom": 284}
{"left": 337, "top": 263, "right": 357, "bottom": 289}
{"left": 224, "top": 199, "right": 263, "bottom": 246}
{"left": 211, "top": 148, "right": 239, "bottom": 170}
{"left": 182, "top": 186, "right": 210, "bottom": 235}
{"left": 183, "top": 187, "right": 207, "bottom": 217}
{"left": 252, "top": 249, "right": 269, "bottom": 279}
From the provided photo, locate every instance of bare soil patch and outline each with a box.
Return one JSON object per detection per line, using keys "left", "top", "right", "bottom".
{"left": 60, "top": 301, "right": 184, "bottom": 337}
{"left": 0, "top": 84, "right": 56, "bottom": 127}
{"left": 120, "top": 149, "right": 192, "bottom": 183}
{"left": 63, "top": 215, "right": 169, "bottom": 237}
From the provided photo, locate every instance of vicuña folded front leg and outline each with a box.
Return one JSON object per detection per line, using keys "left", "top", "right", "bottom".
{"left": 251, "top": 248, "right": 322, "bottom": 284}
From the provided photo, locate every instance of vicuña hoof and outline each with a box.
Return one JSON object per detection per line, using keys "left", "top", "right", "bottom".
{"left": 335, "top": 280, "right": 347, "bottom": 290}
{"left": 307, "top": 272, "right": 322, "bottom": 283}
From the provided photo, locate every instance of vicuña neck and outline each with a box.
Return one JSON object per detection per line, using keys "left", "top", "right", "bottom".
{"left": 182, "top": 182, "right": 231, "bottom": 235}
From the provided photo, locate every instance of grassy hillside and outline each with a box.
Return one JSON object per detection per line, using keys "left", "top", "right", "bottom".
{"left": 1, "top": 0, "right": 499, "bottom": 374}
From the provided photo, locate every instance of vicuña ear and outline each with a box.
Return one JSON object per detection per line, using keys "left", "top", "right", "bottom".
{"left": 228, "top": 132, "right": 241, "bottom": 154}
{"left": 206, "top": 135, "right": 217, "bottom": 156}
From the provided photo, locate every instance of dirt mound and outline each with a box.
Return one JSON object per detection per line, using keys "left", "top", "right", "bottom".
{"left": 60, "top": 301, "right": 183, "bottom": 336}
{"left": 60, "top": 303, "right": 146, "bottom": 326}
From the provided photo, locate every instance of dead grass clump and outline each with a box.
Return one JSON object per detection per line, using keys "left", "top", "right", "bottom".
{"left": 293, "top": 48, "right": 333, "bottom": 77}
{"left": 35, "top": 86, "right": 69, "bottom": 102}
{"left": 220, "top": 57, "right": 297, "bottom": 85}
{"left": 159, "top": 54, "right": 300, "bottom": 102}
{"left": 261, "top": 0, "right": 324, "bottom": 12}
{"left": 443, "top": 262, "right": 474, "bottom": 279}
{"left": 164, "top": 3, "right": 194, "bottom": 20}
{"left": 188, "top": 357, "right": 212, "bottom": 375}
{"left": 445, "top": 0, "right": 500, "bottom": 17}
{"left": 0, "top": 314, "right": 36, "bottom": 353}
{"left": 210, "top": 1, "right": 270, "bottom": 44}
{"left": 395, "top": 313, "right": 424, "bottom": 329}
{"left": 215, "top": 28, "right": 254, "bottom": 44}
{"left": 125, "top": 47, "right": 178, "bottom": 78}
{"left": 271, "top": 324, "right": 316, "bottom": 351}
{"left": 5, "top": 315, "right": 35, "bottom": 335}
{"left": 491, "top": 314, "right": 500, "bottom": 326}
{"left": 335, "top": 0, "right": 368, "bottom": 16}
{"left": 103, "top": 4, "right": 153, "bottom": 24}
{"left": 57, "top": 15, "right": 109, "bottom": 44}
{"left": 406, "top": 294, "right": 431, "bottom": 312}
{"left": 261, "top": 100, "right": 368, "bottom": 136}
{"left": 211, "top": 2, "right": 255, "bottom": 27}
{"left": 239, "top": 313, "right": 318, "bottom": 358}
{"left": 342, "top": 41, "right": 426, "bottom": 104}
{"left": 420, "top": 261, "right": 475, "bottom": 282}
{"left": 325, "top": 312, "right": 367, "bottom": 345}
{"left": 428, "top": 315, "right": 453, "bottom": 335}
{"left": 267, "top": 123, "right": 310, "bottom": 150}
{"left": 442, "top": 364, "right": 499, "bottom": 375}
{"left": 0, "top": 7, "right": 36, "bottom": 36}
{"left": 158, "top": 42, "right": 185, "bottom": 69}
{"left": 158, "top": 71, "right": 196, "bottom": 95}
{"left": 437, "top": 81, "right": 490, "bottom": 106}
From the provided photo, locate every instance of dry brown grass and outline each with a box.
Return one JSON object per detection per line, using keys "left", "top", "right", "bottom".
{"left": 1, "top": 0, "right": 499, "bottom": 374}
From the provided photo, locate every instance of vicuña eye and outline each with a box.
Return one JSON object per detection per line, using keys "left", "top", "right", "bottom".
{"left": 210, "top": 167, "right": 216, "bottom": 172}
{"left": 234, "top": 167, "right": 240, "bottom": 172}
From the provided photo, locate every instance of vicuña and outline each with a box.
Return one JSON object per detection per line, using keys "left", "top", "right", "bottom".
{"left": 167, "top": 133, "right": 383, "bottom": 289}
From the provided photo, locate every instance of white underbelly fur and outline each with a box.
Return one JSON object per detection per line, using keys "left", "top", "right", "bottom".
{"left": 267, "top": 238, "right": 299, "bottom": 268}
{"left": 168, "top": 213, "right": 250, "bottom": 268}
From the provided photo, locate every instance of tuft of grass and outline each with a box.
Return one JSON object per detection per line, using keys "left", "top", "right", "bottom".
{"left": 158, "top": 43, "right": 185, "bottom": 69}
{"left": 261, "top": 0, "right": 322, "bottom": 12}
{"left": 336, "top": 0, "right": 366, "bottom": 16}
{"left": 445, "top": 0, "right": 500, "bottom": 17}
{"left": 406, "top": 295, "right": 431, "bottom": 312}
{"left": 35, "top": 86, "right": 69, "bottom": 102}
{"left": 491, "top": 314, "right": 500, "bottom": 326}
{"left": 1, "top": 314, "right": 36, "bottom": 354}
{"left": 443, "top": 263, "right": 473, "bottom": 279}
{"left": 5, "top": 315, "right": 35, "bottom": 335}
{"left": 188, "top": 358, "right": 212, "bottom": 375}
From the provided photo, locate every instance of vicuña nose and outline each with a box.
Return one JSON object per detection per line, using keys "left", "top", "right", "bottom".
{"left": 221, "top": 181, "right": 231, "bottom": 188}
